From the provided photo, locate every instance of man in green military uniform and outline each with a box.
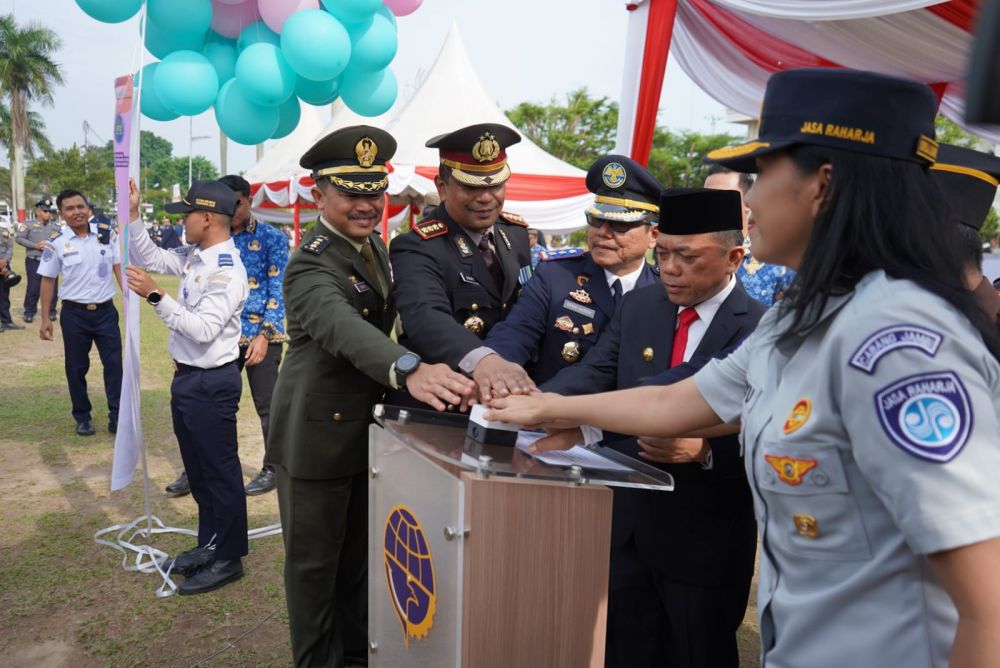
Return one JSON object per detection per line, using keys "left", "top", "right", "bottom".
{"left": 266, "top": 125, "right": 475, "bottom": 668}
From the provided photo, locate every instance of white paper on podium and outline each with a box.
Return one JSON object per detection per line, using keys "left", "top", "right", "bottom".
{"left": 515, "top": 432, "right": 633, "bottom": 472}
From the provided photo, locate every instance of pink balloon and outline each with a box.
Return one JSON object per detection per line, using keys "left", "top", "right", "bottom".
{"left": 384, "top": 0, "right": 422, "bottom": 17}
{"left": 211, "top": 0, "right": 262, "bottom": 38}
{"left": 258, "top": 0, "right": 319, "bottom": 34}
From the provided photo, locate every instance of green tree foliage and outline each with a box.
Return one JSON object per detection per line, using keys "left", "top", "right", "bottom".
{"left": 507, "top": 88, "right": 619, "bottom": 170}
{"left": 27, "top": 144, "right": 115, "bottom": 205}
{"left": 507, "top": 88, "right": 740, "bottom": 193}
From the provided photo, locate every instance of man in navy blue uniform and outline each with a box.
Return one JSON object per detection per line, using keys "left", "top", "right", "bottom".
{"left": 467, "top": 155, "right": 662, "bottom": 396}
{"left": 37, "top": 189, "right": 123, "bottom": 436}
{"left": 543, "top": 188, "right": 765, "bottom": 667}
{"left": 389, "top": 123, "right": 534, "bottom": 406}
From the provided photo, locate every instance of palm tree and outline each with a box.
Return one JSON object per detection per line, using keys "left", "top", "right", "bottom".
{"left": 0, "top": 100, "right": 52, "bottom": 207}
{"left": 0, "top": 14, "right": 62, "bottom": 221}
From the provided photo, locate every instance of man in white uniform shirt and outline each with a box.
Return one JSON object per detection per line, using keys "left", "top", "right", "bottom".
{"left": 125, "top": 178, "right": 250, "bottom": 596}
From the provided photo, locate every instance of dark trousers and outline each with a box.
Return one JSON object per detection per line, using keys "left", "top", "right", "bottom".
{"left": 59, "top": 302, "right": 123, "bottom": 424}
{"left": 236, "top": 341, "right": 283, "bottom": 467}
{"left": 276, "top": 466, "right": 367, "bottom": 668}
{"left": 23, "top": 257, "right": 58, "bottom": 317}
{"left": 171, "top": 362, "right": 248, "bottom": 560}
{"left": 606, "top": 535, "right": 752, "bottom": 668}
{"left": 0, "top": 274, "right": 9, "bottom": 323}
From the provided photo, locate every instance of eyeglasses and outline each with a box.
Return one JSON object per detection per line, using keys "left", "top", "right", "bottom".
{"left": 585, "top": 214, "right": 650, "bottom": 235}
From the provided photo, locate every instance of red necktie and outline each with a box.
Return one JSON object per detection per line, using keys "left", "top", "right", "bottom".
{"left": 670, "top": 308, "right": 700, "bottom": 368}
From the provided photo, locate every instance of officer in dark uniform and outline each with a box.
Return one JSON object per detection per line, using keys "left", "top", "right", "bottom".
{"left": 265, "top": 126, "right": 474, "bottom": 667}
{"left": 468, "top": 155, "right": 661, "bottom": 394}
{"left": 37, "top": 190, "right": 122, "bottom": 435}
{"left": 389, "top": 123, "right": 534, "bottom": 399}
{"left": 542, "top": 189, "right": 765, "bottom": 668}
{"left": 929, "top": 143, "right": 1000, "bottom": 328}
{"left": 16, "top": 196, "right": 60, "bottom": 323}
{"left": 0, "top": 212, "right": 22, "bottom": 331}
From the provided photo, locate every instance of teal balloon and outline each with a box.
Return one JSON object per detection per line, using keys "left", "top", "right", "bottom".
{"left": 272, "top": 97, "right": 302, "bottom": 139}
{"left": 146, "top": 16, "right": 208, "bottom": 59}
{"left": 341, "top": 67, "right": 397, "bottom": 117}
{"left": 376, "top": 3, "right": 397, "bottom": 27}
{"left": 237, "top": 22, "right": 281, "bottom": 52}
{"left": 295, "top": 76, "right": 340, "bottom": 106}
{"left": 321, "top": 0, "right": 381, "bottom": 27}
{"left": 348, "top": 11, "right": 397, "bottom": 72}
{"left": 281, "top": 10, "right": 352, "bottom": 81}
{"left": 76, "top": 0, "right": 143, "bottom": 23}
{"left": 203, "top": 40, "right": 238, "bottom": 84}
{"left": 155, "top": 50, "right": 220, "bottom": 116}
{"left": 139, "top": 62, "right": 180, "bottom": 122}
{"left": 148, "top": 0, "right": 213, "bottom": 38}
{"left": 235, "top": 43, "right": 297, "bottom": 106}
{"left": 214, "top": 79, "right": 281, "bottom": 145}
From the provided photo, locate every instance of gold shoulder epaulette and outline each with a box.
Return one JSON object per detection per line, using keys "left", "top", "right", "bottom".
{"left": 499, "top": 211, "right": 528, "bottom": 227}
{"left": 302, "top": 235, "right": 332, "bottom": 255}
{"left": 412, "top": 219, "right": 447, "bottom": 240}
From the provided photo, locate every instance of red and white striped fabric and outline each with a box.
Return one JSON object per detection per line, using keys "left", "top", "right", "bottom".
{"left": 616, "top": 0, "right": 997, "bottom": 162}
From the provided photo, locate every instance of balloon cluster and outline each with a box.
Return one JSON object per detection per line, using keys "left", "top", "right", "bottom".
{"left": 76, "top": 0, "right": 424, "bottom": 144}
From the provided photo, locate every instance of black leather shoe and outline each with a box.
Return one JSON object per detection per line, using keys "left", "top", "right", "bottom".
{"left": 2, "top": 321, "right": 23, "bottom": 330}
{"left": 108, "top": 421, "right": 117, "bottom": 434}
{"left": 177, "top": 558, "right": 244, "bottom": 595}
{"left": 165, "top": 471, "right": 190, "bottom": 497}
{"left": 170, "top": 545, "right": 216, "bottom": 577}
{"left": 22, "top": 315, "right": 33, "bottom": 323}
{"left": 245, "top": 467, "right": 276, "bottom": 496}
{"left": 76, "top": 420, "right": 96, "bottom": 436}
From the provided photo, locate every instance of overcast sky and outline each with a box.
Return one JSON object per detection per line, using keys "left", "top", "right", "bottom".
{"left": 8, "top": 0, "right": 741, "bottom": 176}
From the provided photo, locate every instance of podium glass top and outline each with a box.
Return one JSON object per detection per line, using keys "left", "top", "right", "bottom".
{"left": 373, "top": 405, "right": 673, "bottom": 491}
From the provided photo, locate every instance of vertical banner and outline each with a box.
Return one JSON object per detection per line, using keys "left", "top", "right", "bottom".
{"left": 111, "top": 74, "right": 144, "bottom": 491}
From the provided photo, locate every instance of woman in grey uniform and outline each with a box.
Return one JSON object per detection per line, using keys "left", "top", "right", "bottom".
{"left": 487, "top": 68, "right": 1000, "bottom": 667}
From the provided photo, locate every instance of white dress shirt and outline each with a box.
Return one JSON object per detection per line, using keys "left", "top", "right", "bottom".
{"left": 603, "top": 261, "right": 647, "bottom": 297}
{"left": 37, "top": 222, "right": 120, "bottom": 303}
{"left": 129, "top": 219, "right": 248, "bottom": 368}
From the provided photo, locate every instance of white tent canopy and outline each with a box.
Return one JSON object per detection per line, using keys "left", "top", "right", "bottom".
{"left": 246, "top": 24, "right": 590, "bottom": 234}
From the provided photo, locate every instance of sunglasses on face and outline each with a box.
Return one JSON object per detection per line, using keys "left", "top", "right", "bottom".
{"left": 585, "top": 214, "right": 650, "bottom": 235}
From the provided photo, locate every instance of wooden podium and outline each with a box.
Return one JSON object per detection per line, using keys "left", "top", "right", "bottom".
{"left": 368, "top": 407, "right": 673, "bottom": 667}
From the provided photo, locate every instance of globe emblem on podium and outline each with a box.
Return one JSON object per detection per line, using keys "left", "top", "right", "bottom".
{"left": 383, "top": 505, "right": 437, "bottom": 646}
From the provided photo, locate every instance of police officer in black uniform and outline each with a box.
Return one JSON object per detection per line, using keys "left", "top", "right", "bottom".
{"left": 468, "top": 155, "right": 662, "bottom": 394}
{"left": 389, "top": 123, "right": 534, "bottom": 403}
{"left": 17, "top": 196, "right": 60, "bottom": 323}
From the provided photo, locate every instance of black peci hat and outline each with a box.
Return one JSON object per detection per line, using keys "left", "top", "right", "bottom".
{"left": 930, "top": 144, "right": 1000, "bottom": 231}
{"left": 658, "top": 188, "right": 743, "bottom": 235}
{"left": 300, "top": 125, "right": 397, "bottom": 195}
{"left": 706, "top": 68, "right": 940, "bottom": 173}
{"left": 585, "top": 155, "right": 664, "bottom": 225}
{"left": 164, "top": 180, "right": 239, "bottom": 216}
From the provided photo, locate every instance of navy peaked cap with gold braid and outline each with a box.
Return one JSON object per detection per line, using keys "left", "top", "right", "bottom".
{"left": 585, "top": 154, "right": 664, "bottom": 225}
{"left": 300, "top": 125, "right": 397, "bottom": 195}
{"left": 164, "top": 180, "right": 239, "bottom": 216}
{"left": 931, "top": 143, "right": 1000, "bottom": 231}
{"left": 706, "top": 68, "right": 939, "bottom": 173}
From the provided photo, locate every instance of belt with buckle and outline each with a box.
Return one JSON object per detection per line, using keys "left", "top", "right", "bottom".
{"left": 173, "top": 360, "right": 237, "bottom": 374}
{"left": 63, "top": 300, "right": 113, "bottom": 311}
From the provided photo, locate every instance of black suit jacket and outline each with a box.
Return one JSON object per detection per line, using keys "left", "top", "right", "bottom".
{"left": 542, "top": 280, "right": 766, "bottom": 585}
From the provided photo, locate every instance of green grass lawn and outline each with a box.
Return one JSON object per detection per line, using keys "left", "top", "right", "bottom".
{"left": 0, "top": 242, "right": 291, "bottom": 667}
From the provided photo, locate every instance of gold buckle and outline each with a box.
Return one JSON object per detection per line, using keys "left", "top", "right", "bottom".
{"left": 86, "top": 304, "right": 97, "bottom": 311}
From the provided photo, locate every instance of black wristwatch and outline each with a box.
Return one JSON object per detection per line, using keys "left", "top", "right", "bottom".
{"left": 394, "top": 352, "right": 421, "bottom": 390}
{"left": 146, "top": 290, "right": 163, "bottom": 306}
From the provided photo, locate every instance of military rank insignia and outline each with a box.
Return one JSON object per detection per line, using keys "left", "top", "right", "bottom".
{"left": 302, "top": 235, "right": 331, "bottom": 254}
{"left": 499, "top": 210, "right": 528, "bottom": 227}
{"left": 412, "top": 220, "right": 447, "bottom": 240}
{"left": 218, "top": 253, "right": 234, "bottom": 267}
{"left": 763, "top": 455, "right": 818, "bottom": 486}
{"left": 383, "top": 505, "right": 437, "bottom": 645}
{"left": 497, "top": 228, "right": 512, "bottom": 250}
